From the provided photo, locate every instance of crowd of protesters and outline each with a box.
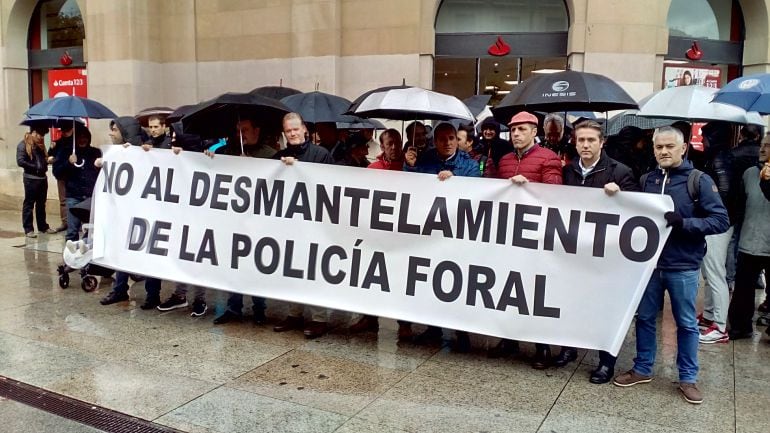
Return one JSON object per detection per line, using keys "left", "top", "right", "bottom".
{"left": 17, "top": 104, "right": 770, "bottom": 406}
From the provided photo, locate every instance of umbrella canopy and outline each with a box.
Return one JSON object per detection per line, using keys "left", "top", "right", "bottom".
{"left": 463, "top": 95, "right": 492, "bottom": 118}
{"left": 250, "top": 85, "right": 301, "bottom": 100}
{"left": 348, "top": 85, "right": 474, "bottom": 121}
{"left": 20, "top": 114, "right": 85, "bottom": 129}
{"left": 336, "top": 115, "right": 386, "bottom": 130}
{"left": 135, "top": 106, "right": 174, "bottom": 126}
{"left": 638, "top": 85, "right": 764, "bottom": 125}
{"left": 280, "top": 91, "right": 351, "bottom": 124}
{"left": 26, "top": 95, "right": 117, "bottom": 119}
{"left": 605, "top": 110, "right": 676, "bottom": 136}
{"left": 492, "top": 70, "right": 637, "bottom": 123}
{"left": 166, "top": 104, "right": 198, "bottom": 125}
{"left": 181, "top": 92, "right": 290, "bottom": 139}
{"left": 712, "top": 73, "right": 770, "bottom": 114}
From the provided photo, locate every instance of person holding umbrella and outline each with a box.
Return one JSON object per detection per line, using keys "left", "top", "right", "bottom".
{"left": 47, "top": 123, "right": 75, "bottom": 233}
{"left": 16, "top": 127, "right": 56, "bottom": 238}
{"left": 53, "top": 124, "right": 101, "bottom": 242}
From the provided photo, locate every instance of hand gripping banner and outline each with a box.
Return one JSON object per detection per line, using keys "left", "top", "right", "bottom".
{"left": 92, "top": 145, "right": 673, "bottom": 355}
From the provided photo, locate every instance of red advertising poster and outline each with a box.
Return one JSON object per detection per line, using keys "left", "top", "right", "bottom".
{"left": 662, "top": 65, "right": 722, "bottom": 151}
{"left": 47, "top": 69, "right": 87, "bottom": 140}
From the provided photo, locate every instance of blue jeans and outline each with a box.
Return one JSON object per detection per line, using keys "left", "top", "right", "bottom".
{"left": 633, "top": 269, "right": 700, "bottom": 383}
{"left": 112, "top": 271, "right": 161, "bottom": 298}
{"left": 65, "top": 197, "right": 85, "bottom": 241}
{"left": 226, "top": 293, "right": 266, "bottom": 314}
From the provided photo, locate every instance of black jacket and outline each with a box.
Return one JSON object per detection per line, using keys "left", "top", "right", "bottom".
{"left": 274, "top": 140, "right": 334, "bottom": 164}
{"left": 16, "top": 140, "right": 48, "bottom": 177}
{"left": 57, "top": 146, "right": 102, "bottom": 199}
{"left": 703, "top": 146, "right": 735, "bottom": 222}
{"left": 50, "top": 135, "right": 74, "bottom": 179}
{"left": 150, "top": 133, "right": 172, "bottom": 149}
{"left": 562, "top": 153, "right": 639, "bottom": 191}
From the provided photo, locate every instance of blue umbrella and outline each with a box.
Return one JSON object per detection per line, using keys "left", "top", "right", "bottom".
{"left": 25, "top": 96, "right": 116, "bottom": 167}
{"left": 20, "top": 114, "right": 85, "bottom": 129}
{"left": 712, "top": 73, "right": 770, "bottom": 114}
{"left": 26, "top": 95, "right": 117, "bottom": 119}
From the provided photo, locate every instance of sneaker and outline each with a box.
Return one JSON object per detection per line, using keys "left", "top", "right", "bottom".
{"left": 25, "top": 232, "right": 37, "bottom": 238}
{"left": 699, "top": 324, "right": 728, "bottom": 344}
{"left": 613, "top": 370, "right": 653, "bottom": 387}
{"left": 157, "top": 294, "right": 188, "bottom": 311}
{"left": 252, "top": 309, "right": 267, "bottom": 325}
{"left": 190, "top": 300, "right": 207, "bottom": 317}
{"left": 697, "top": 313, "right": 713, "bottom": 330}
{"left": 678, "top": 383, "right": 703, "bottom": 404}
{"left": 100, "top": 291, "right": 129, "bottom": 305}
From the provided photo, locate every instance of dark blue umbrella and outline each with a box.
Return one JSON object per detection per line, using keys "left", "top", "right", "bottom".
{"left": 20, "top": 114, "right": 85, "bottom": 129}
{"left": 712, "top": 73, "right": 770, "bottom": 114}
{"left": 26, "top": 95, "right": 117, "bottom": 119}
{"left": 281, "top": 91, "right": 351, "bottom": 124}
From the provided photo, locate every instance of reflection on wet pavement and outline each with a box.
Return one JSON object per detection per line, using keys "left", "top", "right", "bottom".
{"left": 0, "top": 209, "right": 768, "bottom": 433}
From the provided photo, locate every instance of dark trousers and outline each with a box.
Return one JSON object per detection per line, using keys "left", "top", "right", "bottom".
{"left": 728, "top": 252, "right": 770, "bottom": 333}
{"left": 112, "top": 271, "right": 161, "bottom": 298}
{"left": 226, "top": 293, "right": 266, "bottom": 314}
{"left": 598, "top": 351, "right": 617, "bottom": 368}
{"left": 22, "top": 177, "right": 48, "bottom": 233}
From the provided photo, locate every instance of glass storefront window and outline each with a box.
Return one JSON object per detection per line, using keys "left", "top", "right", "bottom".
{"left": 38, "top": 0, "right": 85, "bottom": 49}
{"left": 667, "top": 0, "right": 733, "bottom": 41}
{"left": 436, "top": 0, "right": 568, "bottom": 33}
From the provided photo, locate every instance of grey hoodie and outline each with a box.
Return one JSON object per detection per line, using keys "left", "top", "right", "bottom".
{"left": 111, "top": 116, "right": 145, "bottom": 146}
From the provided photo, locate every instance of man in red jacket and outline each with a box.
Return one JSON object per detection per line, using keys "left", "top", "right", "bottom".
{"left": 486, "top": 111, "right": 563, "bottom": 367}
{"left": 486, "top": 111, "right": 562, "bottom": 184}
{"left": 367, "top": 129, "right": 404, "bottom": 171}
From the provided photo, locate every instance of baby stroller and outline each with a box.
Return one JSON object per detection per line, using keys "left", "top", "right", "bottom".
{"left": 57, "top": 197, "right": 115, "bottom": 291}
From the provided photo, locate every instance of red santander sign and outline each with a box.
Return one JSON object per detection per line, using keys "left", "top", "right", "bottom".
{"left": 488, "top": 36, "right": 511, "bottom": 56}
{"left": 48, "top": 68, "right": 87, "bottom": 98}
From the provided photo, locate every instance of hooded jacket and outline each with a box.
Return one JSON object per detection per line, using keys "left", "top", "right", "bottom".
{"left": 485, "top": 144, "right": 562, "bottom": 184}
{"left": 111, "top": 117, "right": 145, "bottom": 147}
{"left": 57, "top": 145, "right": 102, "bottom": 199}
{"left": 478, "top": 118, "right": 510, "bottom": 165}
{"left": 403, "top": 148, "right": 480, "bottom": 178}
{"left": 641, "top": 160, "right": 729, "bottom": 270}
{"left": 562, "top": 153, "right": 639, "bottom": 191}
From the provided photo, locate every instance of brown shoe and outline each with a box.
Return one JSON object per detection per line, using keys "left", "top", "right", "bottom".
{"left": 613, "top": 370, "right": 653, "bottom": 387}
{"left": 303, "top": 321, "right": 328, "bottom": 339}
{"left": 349, "top": 315, "right": 379, "bottom": 333}
{"left": 273, "top": 315, "right": 303, "bottom": 332}
{"left": 679, "top": 383, "right": 703, "bottom": 404}
{"left": 397, "top": 323, "right": 413, "bottom": 341}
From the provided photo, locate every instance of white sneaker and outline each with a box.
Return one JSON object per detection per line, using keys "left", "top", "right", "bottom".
{"left": 699, "top": 325, "right": 729, "bottom": 344}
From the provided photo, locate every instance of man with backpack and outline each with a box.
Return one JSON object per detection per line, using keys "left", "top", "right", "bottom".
{"left": 613, "top": 126, "right": 729, "bottom": 405}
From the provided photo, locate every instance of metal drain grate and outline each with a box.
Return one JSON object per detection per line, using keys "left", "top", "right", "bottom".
{"left": 0, "top": 376, "right": 184, "bottom": 433}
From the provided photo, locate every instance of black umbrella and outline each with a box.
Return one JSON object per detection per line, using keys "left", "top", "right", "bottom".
{"left": 605, "top": 110, "right": 677, "bottom": 136}
{"left": 492, "top": 70, "right": 638, "bottom": 123}
{"left": 181, "top": 92, "right": 290, "bottom": 139}
{"left": 135, "top": 106, "right": 174, "bottom": 126}
{"left": 250, "top": 85, "right": 301, "bottom": 100}
{"left": 336, "top": 115, "right": 386, "bottom": 130}
{"left": 280, "top": 91, "right": 351, "bottom": 124}
{"left": 463, "top": 95, "right": 492, "bottom": 118}
{"left": 166, "top": 104, "right": 198, "bottom": 125}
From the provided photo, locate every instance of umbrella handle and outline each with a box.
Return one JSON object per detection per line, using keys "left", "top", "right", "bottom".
{"left": 73, "top": 159, "right": 84, "bottom": 168}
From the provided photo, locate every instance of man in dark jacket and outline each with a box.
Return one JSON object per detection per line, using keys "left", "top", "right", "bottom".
{"left": 561, "top": 120, "right": 639, "bottom": 383}
{"left": 100, "top": 117, "right": 162, "bottom": 309}
{"left": 146, "top": 115, "right": 172, "bottom": 149}
{"left": 613, "top": 126, "right": 729, "bottom": 405}
{"left": 54, "top": 125, "right": 101, "bottom": 242}
{"left": 47, "top": 124, "right": 75, "bottom": 232}
{"left": 272, "top": 113, "right": 334, "bottom": 339}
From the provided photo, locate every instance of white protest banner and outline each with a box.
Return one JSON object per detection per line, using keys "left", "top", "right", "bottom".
{"left": 92, "top": 145, "right": 673, "bottom": 355}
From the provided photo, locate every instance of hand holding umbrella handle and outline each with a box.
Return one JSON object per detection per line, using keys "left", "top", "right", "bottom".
{"left": 761, "top": 162, "right": 770, "bottom": 181}
{"left": 404, "top": 147, "right": 417, "bottom": 167}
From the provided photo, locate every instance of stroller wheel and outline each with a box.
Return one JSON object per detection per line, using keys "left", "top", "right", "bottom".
{"left": 81, "top": 275, "right": 98, "bottom": 292}
{"left": 59, "top": 273, "right": 70, "bottom": 289}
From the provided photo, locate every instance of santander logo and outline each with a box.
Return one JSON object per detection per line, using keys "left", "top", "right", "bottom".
{"left": 685, "top": 41, "right": 703, "bottom": 61}
{"left": 488, "top": 36, "right": 511, "bottom": 56}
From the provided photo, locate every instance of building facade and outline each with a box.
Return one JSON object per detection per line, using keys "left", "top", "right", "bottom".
{"left": 1, "top": 0, "right": 769, "bottom": 202}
